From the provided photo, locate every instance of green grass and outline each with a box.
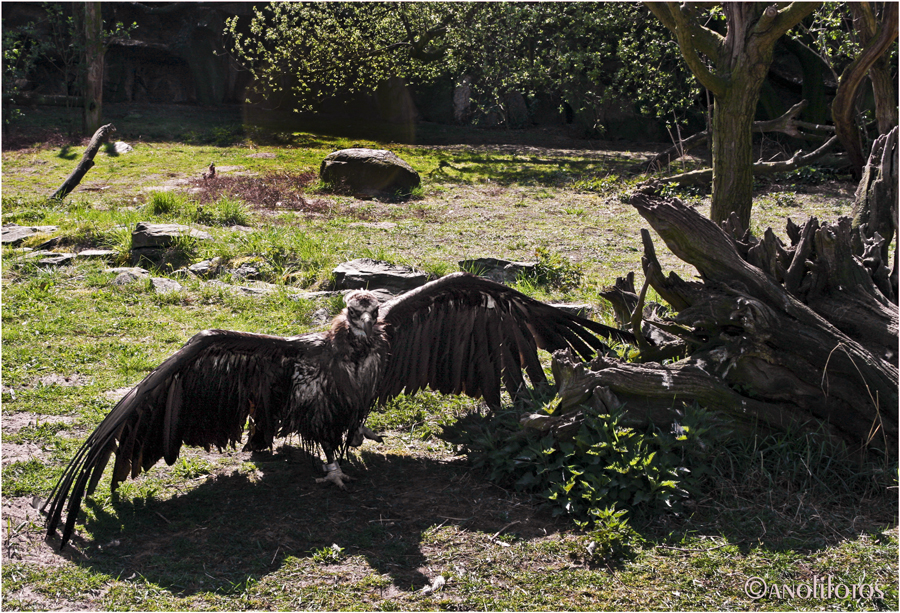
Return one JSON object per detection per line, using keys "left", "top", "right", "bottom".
{"left": 2, "top": 104, "right": 894, "bottom": 611}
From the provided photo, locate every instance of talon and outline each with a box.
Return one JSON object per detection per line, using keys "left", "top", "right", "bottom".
{"left": 315, "top": 462, "right": 354, "bottom": 489}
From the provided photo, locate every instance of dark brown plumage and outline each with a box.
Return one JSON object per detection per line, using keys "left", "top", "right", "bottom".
{"left": 43, "top": 273, "right": 634, "bottom": 549}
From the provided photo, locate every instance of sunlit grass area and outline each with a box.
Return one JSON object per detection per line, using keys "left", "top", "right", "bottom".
{"left": 2, "top": 104, "right": 894, "bottom": 611}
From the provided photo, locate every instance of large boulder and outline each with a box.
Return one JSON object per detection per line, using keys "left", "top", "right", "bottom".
{"left": 320, "top": 149, "right": 420, "bottom": 198}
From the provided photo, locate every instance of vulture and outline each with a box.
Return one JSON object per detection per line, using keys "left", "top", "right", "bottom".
{"left": 43, "top": 272, "right": 634, "bottom": 549}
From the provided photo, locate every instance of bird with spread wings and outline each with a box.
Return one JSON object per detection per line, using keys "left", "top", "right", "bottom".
{"left": 43, "top": 272, "right": 634, "bottom": 549}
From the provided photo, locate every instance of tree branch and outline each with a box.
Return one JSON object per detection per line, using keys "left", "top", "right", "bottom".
{"left": 753, "top": 2, "right": 821, "bottom": 47}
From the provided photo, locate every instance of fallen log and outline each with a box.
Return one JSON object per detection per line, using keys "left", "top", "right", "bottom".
{"left": 50, "top": 123, "right": 116, "bottom": 200}
{"left": 560, "top": 187, "right": 897, "bottom": 456}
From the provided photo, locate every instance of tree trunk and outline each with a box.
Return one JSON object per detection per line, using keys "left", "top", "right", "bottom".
{"left": 832, "top": 2, "right": 898, "bottom": 179}
{"left": 83, "top": 2, "right": 104, "bottom": 136}
{"left": 645, "top": 2, "right": 820, "bottom": 229}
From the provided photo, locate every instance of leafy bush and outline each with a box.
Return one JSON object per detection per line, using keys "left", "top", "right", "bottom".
{"left": 457, "top": 400, "right": 714, "bottom": 529}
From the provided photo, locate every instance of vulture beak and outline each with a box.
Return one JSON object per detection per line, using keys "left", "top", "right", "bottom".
{"left": 358, "top": 311, "right": 375, "bottom": 337}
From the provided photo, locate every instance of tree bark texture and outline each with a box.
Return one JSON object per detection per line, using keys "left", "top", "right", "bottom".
{"left": 851, "top": 125, "right": 898, "bottom": 270}
{"left": 51, "top": 123, "right": 116, "bottom": 200}
{"left": 645, "top": 2, "right": 820, "bottom": 230}
{"left": 832, "top": 2, "right": 898, "bottom": 178}
{"left": 850, "top": 2, "right": 899, "bottom": 135}
{"left": 552, "top": 186, "right": 897, "bottom": 458}
{"left": 83, "top": 2, "right": 104, "bottom": 135}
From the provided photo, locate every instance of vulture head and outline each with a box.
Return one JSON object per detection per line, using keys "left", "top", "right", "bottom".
{"left": 342, "top": 290, "right": 380, "bottom": 339}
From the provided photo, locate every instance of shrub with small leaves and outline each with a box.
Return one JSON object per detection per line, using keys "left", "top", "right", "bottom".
{"left": 458, "top": 400, "right": 714, "bottom": 530}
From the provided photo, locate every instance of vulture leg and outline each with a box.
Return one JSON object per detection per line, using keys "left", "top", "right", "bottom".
{"left": 314, "top": 447, "right": 354, "bottom": 489}
{"left": 349, "top": 424, "right": 384, "bottom": 447}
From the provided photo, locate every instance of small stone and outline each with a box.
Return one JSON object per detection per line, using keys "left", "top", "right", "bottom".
{"left": 77, "top": 249, "right": 117, "bottom": 261}
{"left": 150, "top": 277, "right": 183, "bottom": 294}
{"left": 111, "top": 268, "right": 150, "bottom": 286}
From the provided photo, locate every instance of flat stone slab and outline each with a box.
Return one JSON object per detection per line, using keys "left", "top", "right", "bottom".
{"left": 35, "top": 253, "right": 77, "bottom": 267}
{"left": 76, "top": 249, "right": 117, "bottom": 260}
{"left": 548, "top": 303, "right": 596, "bottom": 319}
{"left": 132, "top": 222, "right": 213, "bottom": 249}
{"left": 2, "top": 224, "right": 59, "bottom": 245}
{"left": 320, "top": 148, "right": 420, "bottom": 197}
{"left": 332, "top": 258, "right": 430, "bottom": 293}
{"left": 459, "top": 257, "right": 537, "bottom": 285}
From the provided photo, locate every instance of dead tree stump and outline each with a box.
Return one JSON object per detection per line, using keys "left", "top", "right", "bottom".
{"left": 552, "top": 187, "right": 898, "bottom": 457}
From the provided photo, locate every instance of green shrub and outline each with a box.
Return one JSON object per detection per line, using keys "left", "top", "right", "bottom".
{"left": 458, "top": 401, "right": 714, "bottom": 529}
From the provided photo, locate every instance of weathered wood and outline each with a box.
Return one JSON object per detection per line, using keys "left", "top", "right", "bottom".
{"left": 851, "top": 126, "right": 898, "bottom": 268}
{"left": 50, "top": 123, "right": 116, "bottom": 200}
{"left": 603, "top": 189, "right": 899, "bottom": 454}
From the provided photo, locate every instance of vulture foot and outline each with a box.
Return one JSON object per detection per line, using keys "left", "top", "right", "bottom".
{"left": 350, "top": 424, "right": 384, "bottom": 447}
{"left": 316, "top": 462, "right": 354, "bottom": 489}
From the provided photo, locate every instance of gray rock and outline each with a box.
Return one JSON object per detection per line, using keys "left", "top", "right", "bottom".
{"left": 332, "top": 258, "right": 430, "bottom": 293}
{"left": 107, "top": 266, "right": 150, "bottom": 275}
{"left": 23, "top": 250, "right": 56, "bottom": 260}
{"left": 76, "top": 249, "right": 117, "bottom": 261}
{"left": 131, "top": 222, "right": 212, "bottom": 268}
{"left": 2, "top": 224, "right": 59, "bottom": 245}
{"left": 186, "top": 257, "right": 223, "bottom": 277}
{"left": 151, "top": 277, "right": 183, "bottom": 294}
{"left": 132, "top": 222, "right": 213, "bottom": 249}
{"left": 320, "top": 149, "right": 420, "bottom": 197}
{"left": 110, "top": 268, "right": 150, "bottom": 285}
{"left": 35, "top": 253, "right": 77, "bottom": 267}
{"left": 548, "top": 303, "right": 596, "bottom": 319}
{"left": 458, "top": 258, "right": 537, "bottom": 285}
{"left": 229, "top": 263, "right": 260, "bottom": 280}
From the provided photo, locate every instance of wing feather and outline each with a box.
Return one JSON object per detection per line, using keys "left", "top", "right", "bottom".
{"left": 44, "top": 329, "right": 318, "bottom": 549}
{"left": 377, "top": 273, "right": 635, "bottom": 408}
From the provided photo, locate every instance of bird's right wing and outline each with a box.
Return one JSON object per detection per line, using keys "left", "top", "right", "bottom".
{"left": 43, "top": 329, "right": 318, "bottom": 549}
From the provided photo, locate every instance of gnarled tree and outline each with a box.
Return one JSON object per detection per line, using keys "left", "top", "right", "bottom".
{"left": 645, "top": 2, "right": 820, "bottom": 229}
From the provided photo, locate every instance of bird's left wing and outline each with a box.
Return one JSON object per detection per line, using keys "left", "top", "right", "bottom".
{"left": 376, "top": 272, "right": 634, "bottom": 408}
{"left": 42, "top": 329, "right": 316, "bottom": 549}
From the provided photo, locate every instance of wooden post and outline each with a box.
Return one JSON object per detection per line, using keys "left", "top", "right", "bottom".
{"left": 51, "top": 123, "right": 116, "bottom": 200}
